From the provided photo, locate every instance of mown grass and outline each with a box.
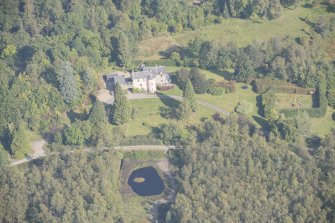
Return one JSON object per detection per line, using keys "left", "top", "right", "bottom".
{"left": 127, "top": 98, "right": 216, "bottom": 136}
{"left": 310, "top": 107, "right": 335, "bottom": 137}
{"left": 137, "top": 5, "right": 329, "bottom": 61}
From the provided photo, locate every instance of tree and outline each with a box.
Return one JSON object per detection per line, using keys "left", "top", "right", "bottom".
{"left": 57, "top": 62, "right": 79, "bottom": 105}
{"left": 111, "top": 84, "right": 130, "bottom": 125}
{"left": 63, "top": 125, "right": 84, "bottom": 145}
{"left": 234, "top": 51, "right": 254, "bottom": 82}
{"left": 10, "top": 124, "right": 31, "bottom": 159}
{"left": 183, "top": 79, "right": 197, "bottom": 112}
{"left": 111, "top": 31, "right": 130, "bottom": 67}
{"left": 89, "top": 100, "right": 108, "bottom": 126}
{"left": 0, "top": 144, "right": 9, "bottom": 167}
{"left": 178, "top": 99, "right": 191, "bottom": 121}
{"left": 189, "top": 68, "right": 209, "bottom": 94}
{"left": 89, "top": 100, "right": 112, "bottom": 146}
{"left": 327, "top": 89, "right": 335, "bottom": 108}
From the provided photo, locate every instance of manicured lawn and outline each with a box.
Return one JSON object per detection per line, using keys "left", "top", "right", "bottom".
{"left": 310, "top": 107, "right": 335, "bottom": 137}
{"left": 137, "top": 5, "right": 329, "bottom": 61}
{"left": 127, "top": 98, "right": 216, "bottom": 136}
{"left": 275, "top": 93, "right": 313, "bottom": 109}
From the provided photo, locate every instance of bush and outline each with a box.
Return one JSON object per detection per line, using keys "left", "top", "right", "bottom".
{"left": 208, "top": 87, "right": 223, "bottom": 95}
{"left": 327, "top": 89, "right": 335, "bottom": 108}
{"left": 157, "top": 85, "right": 175, "bottom": 91}
{"left": 235, "top": 101, "right": 253, "bottom": 115}
{"left": 214, "top": 80, "right": 236, "bottom": 93}
{"left": 132, "top": 88, "right": 144, "bottom": 93}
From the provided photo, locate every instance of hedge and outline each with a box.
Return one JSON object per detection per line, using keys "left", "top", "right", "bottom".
{"left": 260, "top": 83, "right": 327, "bottom": 118}
{"left": 279, "top": 85, "right": 327, "bottom": 118}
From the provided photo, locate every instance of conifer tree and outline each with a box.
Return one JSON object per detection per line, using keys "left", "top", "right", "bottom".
{"left": 111, "top": 84, "right": 130, "bottom": 125}
{"left": 183, "top": 79, "right": 198, "bottom": 112}
{"left": 178, "top": 99, "right": 191, "bottom": 121}
{"left": 89, "top": 100, "right": 108, "bottom": 126}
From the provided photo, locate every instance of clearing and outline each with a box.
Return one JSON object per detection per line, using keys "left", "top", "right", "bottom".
{"left": 136, "top": 5, "right": 328, "bottom": 61}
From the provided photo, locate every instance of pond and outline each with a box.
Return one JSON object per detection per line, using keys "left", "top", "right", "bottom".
{"left": 128, "top": 166, "right": 165, "bottom": 196}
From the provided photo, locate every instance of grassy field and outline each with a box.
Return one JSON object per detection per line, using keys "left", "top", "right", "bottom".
{"left": 137, "top": 5, "right": 329, "bottom": 61}
{"left": 127, "top": 98, "right": 216, "bottom": 136}
{"left": 310, "top": 108, "right": 335, "bottom": 137}
{"left": 275, "top": 93, "right": 313, "bottom": 109}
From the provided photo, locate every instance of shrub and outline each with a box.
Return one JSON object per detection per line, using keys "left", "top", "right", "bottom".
{"left": 235, "top": 101, "right": 253, "bottom": 115}
{"left": 208, "top": 87, "right": 223, "bottom": 95}
{"left": 132, "top": 88, "right": 144, "bottom": 93}
{"left": 327, "top": 89, "right": 335, "bottom": 108}
{"left": 157, "top": 85, "right": 175, "bottom": 91}
{"left": 214, "top": 80, "right": 236, "bottom": 93}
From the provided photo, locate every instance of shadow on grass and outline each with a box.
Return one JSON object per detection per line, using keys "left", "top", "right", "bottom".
{"left": 156, "top": 93, "right": 181, "bottom": 120}
{"left": 209, "top": 69, "right": 233, "bottom": 81}
{"left": 66, "top": 110, "right": 88, "bottom": 123}
{"left": 252, "top": 115, "right": 270, "bottom": 138}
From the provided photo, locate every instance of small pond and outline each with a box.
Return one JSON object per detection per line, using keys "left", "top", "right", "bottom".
{"left": 128, "top": 166, "right": 164, "bottom": 196}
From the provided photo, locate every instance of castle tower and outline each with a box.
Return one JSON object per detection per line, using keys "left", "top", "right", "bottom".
{"left": 147, "top": 74, "right": 157, "bottom": 93}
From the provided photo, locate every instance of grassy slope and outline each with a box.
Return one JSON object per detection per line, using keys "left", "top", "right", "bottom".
{"left": 127, "top": 98, "right": 215, "bottom": 136}
{"left": 137, "top": 5, "right": 328, "bottom": 61}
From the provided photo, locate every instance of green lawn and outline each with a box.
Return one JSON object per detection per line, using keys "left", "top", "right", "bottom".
{"left": 137, "top": 5, "right": 329, "bottom": 61}
{"left": 127, "top": 98, "right": 216, "bottom": 136}
{"left": 310, "top": 107, "right": 335, "bottom": 137}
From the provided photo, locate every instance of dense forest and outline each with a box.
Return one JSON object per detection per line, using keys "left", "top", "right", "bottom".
{"left": 168, "top": 117, "right": 335, "bottom": 222}
{"left": 0, "top": 151, "right": 123, "bottom": 222}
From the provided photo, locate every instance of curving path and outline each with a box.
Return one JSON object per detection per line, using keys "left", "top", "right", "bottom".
{"left": 98, "top": 91, "right": 231, "bottom": 116}
{"left": 10, "top": 140, "right": 46, "bottom": 166}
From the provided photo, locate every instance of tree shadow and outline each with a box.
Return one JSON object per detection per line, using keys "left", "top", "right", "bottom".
{"left": 305, "top": 135, "right": 321, "bottom": 149}
{"left": 66, "top": 110, "right": 88, "bottom": 123}
{"left": 320, "top": 1, "right": 335, "bottom": 13}
{"left": 256, "top": 95, "right": 264, "bottom": 117}
{"left": 159, "top": 45, "right": 182, "bottom": 59}
{"left": 156, "top": 92, "right": 181, "bottom": 120}
{"left": 252, "top": 115, "right": 270, "bottom": 138}
{"left": 208, "top": 69, "right": 233, "bottom": 80}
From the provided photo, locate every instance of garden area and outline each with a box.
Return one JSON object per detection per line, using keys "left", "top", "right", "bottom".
{"left": 275, "top": 93, "right": 313, "bottom": 109}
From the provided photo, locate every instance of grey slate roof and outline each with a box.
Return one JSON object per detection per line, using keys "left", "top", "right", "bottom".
{"left": 142, "top": 66, "right": 165, "bottom": 75}
{"left": 132, "top": 66, "right": 166, "bottom": 80}
{"left": 113, "top": 75, "right": 125, "bottom": 85}
{"left": 132, "top": 71, "right": 151, "bottom": 80}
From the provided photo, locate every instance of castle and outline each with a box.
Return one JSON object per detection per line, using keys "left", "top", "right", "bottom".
{"left": 105, "top": 65, "right": 171, "bottom": 93}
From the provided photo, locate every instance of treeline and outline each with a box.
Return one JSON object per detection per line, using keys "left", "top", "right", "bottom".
{"left": 166, "top": 116, "right": 335, "bottom": 222}
{"left": 0, "top": 151, "right": 123, "bottom": 222}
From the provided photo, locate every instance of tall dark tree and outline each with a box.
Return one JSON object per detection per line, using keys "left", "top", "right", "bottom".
{"left": 57, "top": 62, "right": 79, "bottom": 105}
{"left": 178, "top": 99, "right": 191, "bottom": 121}
{"left": 111, "top": 84, "right": 130, "bottom": 125}
{"left": 183, "top": 79, "right": 198, "bottom": 112}
{"left": 112, "top": 31, "right": 130, "bottom": 67}
{"left": 234, "top": 51, "right": 254, "bottom": 82}
{"left": 189, "top": 68, "right": 209, "bottom": 94}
